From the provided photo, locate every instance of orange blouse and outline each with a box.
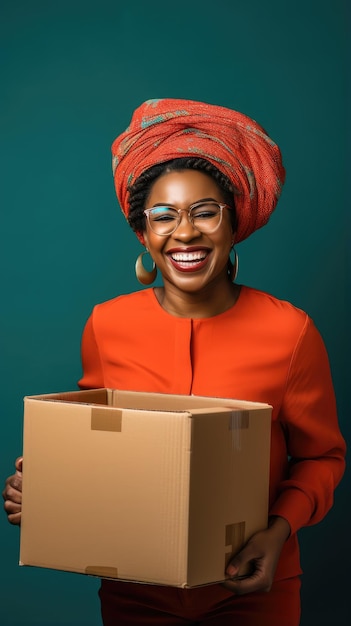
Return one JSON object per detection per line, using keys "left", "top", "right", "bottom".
{"left": 78, "top": 285, "right": 346, "bottom": 581}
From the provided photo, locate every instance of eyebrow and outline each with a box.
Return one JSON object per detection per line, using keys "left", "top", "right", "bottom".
{"left": 150, "top": 197, "right": 219, "bottom": 208}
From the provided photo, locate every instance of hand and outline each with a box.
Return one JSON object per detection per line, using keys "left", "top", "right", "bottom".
{"left": 223, "top": 516, "right": 291, "bottom": 595}
{"left": 2, "top": 456, "right": 23, "bottom": 525}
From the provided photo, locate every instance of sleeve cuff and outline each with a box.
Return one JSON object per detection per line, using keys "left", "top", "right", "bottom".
{"left": 269, "top": 488, "right": 314, "bottom": 535}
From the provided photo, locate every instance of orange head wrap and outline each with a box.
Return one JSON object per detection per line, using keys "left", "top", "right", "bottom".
{"left": 111, "top": 98, "right": 285, "bottom": 244}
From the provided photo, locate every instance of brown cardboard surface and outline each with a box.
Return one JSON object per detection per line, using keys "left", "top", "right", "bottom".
{"left": 19, "top": 389, "right": 271, "bottom": 588}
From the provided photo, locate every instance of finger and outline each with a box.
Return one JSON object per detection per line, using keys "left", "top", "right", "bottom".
{"left": 6, "top": 510, "right": 22, "bottom": 526}
{"left": 4, "top": 500, "right": 22, "bottom": 514}
{"left": 226, "top": 551, "right": 254, "bottom": 578}
{"left": 222, "top": 578, "right": 242, "bottom": 594}
{"left": 3, "top": 484, "right": 22, "bottom": 504}
{"left": 3, "top": 497, "right": 22, "bottom": 526}
{"left": 10, "top": 472, "right": 23, "bottom": 492}
{"left": 15, "top": 457, "right": 23, "bottom": 473}
{"left": 226, "top": 562, "right": 239, "bottom": 577}
{"left": 223, "top": 571, "right": 270, "bottom": 595}
{"left": 226, "top": 540, "right": 264, "bottom": 578}
{"left": 222, "top": 576, "right": 256, "bottom": 595}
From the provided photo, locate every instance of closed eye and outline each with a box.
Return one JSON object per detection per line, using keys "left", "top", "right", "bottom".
{"left": 148, "top": 207, "right": 178, "bottom": 222}
{"left": 193, "top": 210, "right": 218, "bottom": 219}
{"left": 154, "top": 214, "right": 177, "bottom": 222}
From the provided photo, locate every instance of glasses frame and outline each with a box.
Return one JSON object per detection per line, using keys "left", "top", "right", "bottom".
{"left": 143, "top": 201, "right": 233, "bottom": 236}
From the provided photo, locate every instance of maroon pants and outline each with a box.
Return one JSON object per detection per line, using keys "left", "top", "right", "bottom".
{"left": 99, "top": 577, "right": 301, "bottom": 625}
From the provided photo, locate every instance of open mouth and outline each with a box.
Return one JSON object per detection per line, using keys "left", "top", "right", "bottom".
{"left": 167, "top": 250, "right": 210, "bottom": 272}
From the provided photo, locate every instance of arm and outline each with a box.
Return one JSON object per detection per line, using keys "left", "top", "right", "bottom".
{"left": 269, "top": 316, "right": 346, "bottom": 532}
{"left": 224, "top": 316, "right": 346, "bottom": 594}
{"left": 77, "top": 309, "right": 105, "bottom": 389}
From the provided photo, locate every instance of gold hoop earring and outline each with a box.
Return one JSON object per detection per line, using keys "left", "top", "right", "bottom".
{"left": 135, "top": 250, "right": 157, "bottom": 285}
{"left": 228, "top": 247, "right": 239, "bottom": 282}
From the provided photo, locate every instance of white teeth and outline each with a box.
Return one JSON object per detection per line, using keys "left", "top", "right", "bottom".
{"left": 171, "top": 251, "right": 207, "bottom": 262}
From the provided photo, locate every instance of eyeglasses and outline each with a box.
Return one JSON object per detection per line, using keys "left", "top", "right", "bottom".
{"left": 143, "top": 201, "right": 232, "bottom": 236}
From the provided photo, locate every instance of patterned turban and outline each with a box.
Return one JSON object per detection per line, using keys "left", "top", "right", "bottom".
{"left": 111, "top": 98, "right": 285, "bottom": 244}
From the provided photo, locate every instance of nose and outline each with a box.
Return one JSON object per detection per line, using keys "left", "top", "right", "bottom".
{"left": 173, "top": 210, "right": 201, "bottom": 240}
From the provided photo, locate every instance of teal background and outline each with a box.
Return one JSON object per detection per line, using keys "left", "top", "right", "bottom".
{"left": 0, "top": 1, "right": 349, "bottom": 624}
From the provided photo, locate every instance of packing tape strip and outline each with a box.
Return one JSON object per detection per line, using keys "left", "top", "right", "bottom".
{"left": 91, "top": 407, "right": 122, "bottom": 432}
{"left": 85, "top": 565, "right": 119, "bottom": 578}
{"left": 228, "top": 411, "right": 249, "bottom": 430}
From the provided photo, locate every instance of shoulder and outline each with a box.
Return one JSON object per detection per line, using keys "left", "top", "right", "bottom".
{"left": 241, "top": 285, "right": 308, "bottom": 320}
{"left": 87, "top": 289, "right": 156, "bottom": 336}
{"left": 239, "top": 285, "right": 314, "bottom": 341}
{"left": 92, "top": 288, "right": 153, "bottom": 315}
{"left": 239, "top": 287, "right": 330, "bottom": 372}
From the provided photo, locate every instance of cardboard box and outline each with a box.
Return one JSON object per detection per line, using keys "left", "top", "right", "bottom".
{"left": 19, "top": 388, "right": 271, "bottom": 588}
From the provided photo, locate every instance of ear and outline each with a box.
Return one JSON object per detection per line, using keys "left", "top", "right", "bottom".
{"left": 137, "top": 230, "right": 147, "bottom": 246}
{"left": 142, "top": 231, "right": 148, "bottom": 247}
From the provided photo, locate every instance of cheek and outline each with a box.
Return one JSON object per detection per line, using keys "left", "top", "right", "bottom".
{"left": 217, "top": 230, "right": 233, "bottom": 253}
{"left": 143, "top": 230, "right": 155, "bottom": 251}
{"left": 143, "top": 231, "right": 163, "bottom": 257}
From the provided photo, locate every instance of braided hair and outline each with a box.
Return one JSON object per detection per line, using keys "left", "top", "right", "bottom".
{"left": 127, "top": 157, "right": 237, "bottom": 235}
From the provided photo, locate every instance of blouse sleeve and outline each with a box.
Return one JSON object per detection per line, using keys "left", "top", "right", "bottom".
{"left": 269, "top": 316, "right": 346, "bottom": 534}
{"left": 77, "top": 309, "right": 105, "bottom": 390}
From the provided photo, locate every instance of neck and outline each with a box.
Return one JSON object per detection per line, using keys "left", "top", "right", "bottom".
{"left": 154, "top": 278, "right": 240, "bottom": 319}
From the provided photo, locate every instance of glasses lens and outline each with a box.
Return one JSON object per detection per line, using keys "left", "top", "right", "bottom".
{"left": 191, "top": 203, "right": 222, "bottom": 233}
{"left": 147, "top": 207, "right": 179, "bottom": 235}
{"left": 146, "top": 202, "right": 224, "bottom": 235}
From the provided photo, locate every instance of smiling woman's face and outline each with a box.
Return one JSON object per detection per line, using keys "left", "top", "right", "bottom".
{"left": 143, "top": 169, "right": 235, "bottom": 300}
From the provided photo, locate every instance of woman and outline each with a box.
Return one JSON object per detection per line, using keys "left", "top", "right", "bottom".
{"left": 3, "top": 98, "right": 346, "bottom": 626}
